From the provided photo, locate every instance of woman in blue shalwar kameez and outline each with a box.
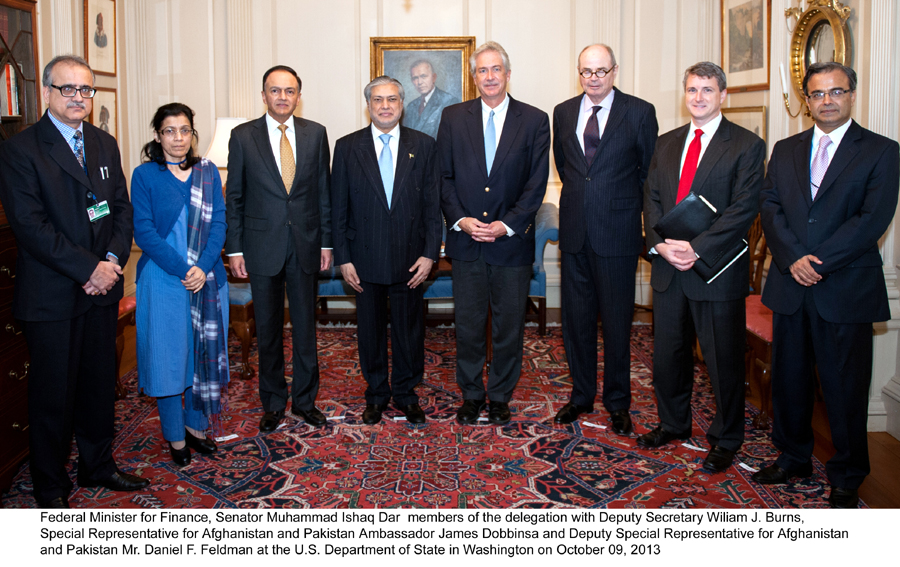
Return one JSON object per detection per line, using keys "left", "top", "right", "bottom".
{"left": 132, "top": 103, "right": 230, "bottom": 466}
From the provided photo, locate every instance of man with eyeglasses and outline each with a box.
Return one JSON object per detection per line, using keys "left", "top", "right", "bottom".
{"left": 0, "top": 55, "right": 145, "bottom": 508}
{"left": 755, "top": 62, "right": 899, "bottom": 508}
{"left": 331, "top": 76, "right": 441, "bottom": 425}
{"left": 551, "top": 44, "right": 658, "bottom": 434}
{"left": 225, "top": 65, "right": 332, "bottom": 433}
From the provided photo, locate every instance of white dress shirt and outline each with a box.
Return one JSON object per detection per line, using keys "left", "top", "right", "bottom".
{"left": 266, "top": 112, "right": 296, "bottom": 176}
{"left": 810, "top": 119, "right": 852, "bottom": 170}
{"left": 679, "top": 111, "right": 723, "bottom": 173}
{"left": 370, "top": 122, "right": 399, "bottom": 173}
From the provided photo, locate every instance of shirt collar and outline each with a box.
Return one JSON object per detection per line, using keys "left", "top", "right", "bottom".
{"left": 690, "top": 112, "right": 723, "bottom": 139}
{"left": 481, "top": 93, "right": 510, "bottom": 116}
{"left": 813, "top": 119, "right": 853, "bottom": 149}
{"left": 581, "top": 89, "right": 615, "bottom": 112}
{"left": 371, "top": 122, "right": 401, "bottom": 144}
{"left": 266, "top": 112, "right": 293, "bottom": 133}
{"left": 47, "top": 110, "right": 84, "bottom": 140}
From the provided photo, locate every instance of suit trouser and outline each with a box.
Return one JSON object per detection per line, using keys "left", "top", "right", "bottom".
{"left": 561, "top": 243, "right": 637, "bottom": 412}
{"left": 652, "top": 274, "right": 746, "bottom": 451}
{"left": 248, "top": 241, "right": 319, "bottom": 413}
{"left": 355, "top": 279, "right": 425, "bottom": 406}
{"left": 453, "top": 252, "right": 532, "bottom": 403}
{"left": 23, "top": 303, "right": 118, "bottom": 503}
{"left": 772, "top": 289, "right": 872, "bottom": 489}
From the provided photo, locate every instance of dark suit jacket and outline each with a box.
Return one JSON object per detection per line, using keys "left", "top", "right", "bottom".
{"left": 760, "top": 121, "right": 899, "bottom": 323}
{"left": 331, "top": 126, "right": 441, "bottom": 284}
{"left": 402, "top": 87, "right": 459, "bottom": 140}
{"left": 437, "top": 95, "right": 550, "bottom": 267}
{"left": 643, "top": 116, "right": 766, "bottom": 301}
{"left": 553, "top": 88, "right": 658, "bottom": 257}
{"left": 225, "top": 114, "right": 331, "bottom": 276}
{"left": 0, "top": 112, "right": 133, "bottom": 321}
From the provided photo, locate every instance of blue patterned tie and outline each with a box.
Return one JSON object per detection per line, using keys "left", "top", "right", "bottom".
{"left": 73, "top": 131, "right": 88, "bottom": 175}
{"left": 378, "top": 133, "right": 393, "bottom": 209}
{"left": 484, "top": 110, "right": 496, "bottom": 175}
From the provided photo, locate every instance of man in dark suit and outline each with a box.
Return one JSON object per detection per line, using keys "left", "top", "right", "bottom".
{"left": 0, "top": 55, "right": 148, "bottom": 507}
{"left": 754, "top": 63, "right": 899, "bottom": 508}
{"left": 552, "top": 44, "right": 658, "bottom": 434}
{"left": 402, "top": 60, "right": 460, "bottom": 139}
{"left": 226, "top": 65, "right": 332, "bottom": 432}
{"left": 437, "top": 41, "right": 550, "bottom": 425}
{"left": 640, "top": 62, "right": 765, "bottom": 473}
{"left": 331, "top": 76, "right": 441, "bottom": 425}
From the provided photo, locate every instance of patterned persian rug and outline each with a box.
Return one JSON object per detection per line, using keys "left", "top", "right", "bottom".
{"left": 2, "top": 326, "right": 845, "bottom": 509}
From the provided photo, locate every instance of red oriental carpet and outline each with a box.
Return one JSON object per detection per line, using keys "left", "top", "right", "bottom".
{"left": 2, "top": 326, "right": 851, "bottom": 509}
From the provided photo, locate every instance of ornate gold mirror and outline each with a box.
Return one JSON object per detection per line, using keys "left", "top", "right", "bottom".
{"left": 786, "top": 0, "right": 852, "bottom": 100}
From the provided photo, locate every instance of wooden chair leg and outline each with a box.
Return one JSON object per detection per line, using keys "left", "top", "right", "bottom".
{"left": 232, "top": 319, "right": 255, "bottom": 380}
{"left": 115, "top": 331, "right": 127, "bottom": 400}
{"left": 751, "top": 358, "right": 772, "bottom": 429}
{"left": 537, "top": 297, "right": 546, "bottom": 336}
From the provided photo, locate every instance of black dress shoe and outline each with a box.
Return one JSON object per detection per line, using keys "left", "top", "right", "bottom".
{"left": 609, "top": 409, "right": 633, "bottom": 435}
{"left": 259, "top": 410, "right": 285, "bottom": 432}
{"left": 488, "top": 402, "right": 511, "bottom": 425}
{"left": 636, "top": 425, "right": 691, "bottom": 448}
{"left": 170, "top": 443, "right": 191, "bottom": 466}
{"left": 184, "top": 429, "right": 217, "bottom": 454}
{"left": 38, "top": 497, "right": 70, "bottom": 508}
{"left": 456, "top": 400, "right": 486, "bottom": 425}
{"left": 80, "top": 471, "right": 150, "bottom": 491}
{"left": 291, "top": 406, "right": 327, "bottom": 427}
{"left": 362, "top": 404, "right": 387, "bottom": 425}
{"left": 751, "top": 462, "right": 813, "bottom": 484}
{"left": 828, "top": 486, "right": 859, "bottom": 509}
{"left": 399, "top": 403, "right": 427, "bottom": 424}
{"left": 554, "top": 402, "right": 593, "bottom": 424}
{"left": 702, "top": 446, "right": 736, "bottom": 473}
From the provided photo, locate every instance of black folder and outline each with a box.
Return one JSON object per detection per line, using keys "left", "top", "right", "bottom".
{"left": 652, "top": 192, "right": 748, "bottom": 283}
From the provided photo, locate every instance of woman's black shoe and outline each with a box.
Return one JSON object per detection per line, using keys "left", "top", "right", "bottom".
{"left": 184, "top": 429, "right": 217, "bottom": 454}
{"left": 170, "top": 443, "right": 191, "bottom": 466}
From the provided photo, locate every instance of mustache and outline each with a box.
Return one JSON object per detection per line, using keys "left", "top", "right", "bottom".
{"left": 66, "top": 101, "right": 87, "bottom": 109}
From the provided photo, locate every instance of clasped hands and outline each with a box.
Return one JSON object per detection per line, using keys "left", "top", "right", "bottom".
{"left": 656, "top": 239, "right": 698, "bottom": 272}
{"left": 340, "top": 256, "right": 433, "bottom": 293}
{"left": 459, "top": 217, "right": 507, "bottom": 242}
{"left": 789, "top": 254, "right": 823, "bottom": 287}
{"left": 83, "top": 260, "right": 122, "bottom": 295}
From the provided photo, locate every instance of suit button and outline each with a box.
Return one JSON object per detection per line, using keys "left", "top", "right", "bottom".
{"left": 585, "top": 177, "right": 591, "bottom": 181}
{"left": 483, "top": 212, "right": 488, "bottom": 217}
{"left": 809, "top": 218, "right": 816, "bottom": 223}
{"left": 485, "top": 187, "right": 490, "bottom": 192}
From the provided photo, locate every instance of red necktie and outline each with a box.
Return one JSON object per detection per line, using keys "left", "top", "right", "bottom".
{"left": 676, "top": 129, "right": 703, "bottom": 203}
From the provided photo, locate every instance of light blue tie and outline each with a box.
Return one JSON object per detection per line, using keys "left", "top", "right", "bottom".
{"left": 378, "top": 133, "right": 393, "bottom": 209}
{"left": 484, "top": 110, "right": 496, "bottom": 175}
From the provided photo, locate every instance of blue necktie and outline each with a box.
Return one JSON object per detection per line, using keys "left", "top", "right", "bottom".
{"left": 484, "top": 110, "right": 496, "bottom": 175}
{"left": 73, "top": 131, "right": 88, "bottom": 175}
{"left": 378, "top": 133, "right": 393, "bottom": 209}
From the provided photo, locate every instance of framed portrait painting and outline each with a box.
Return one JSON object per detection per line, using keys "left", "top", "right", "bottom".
{"left": 721, "top": 0, "right": 770, "bottom": 92}
{"left": 89, "top": 87, "right": 117, "bottom": 140}
{"left": 370, "top": 37, "right": 475, "bottom": 139}
{"left": 722, "top": 105, "right": 767, "bottom": 144}
{"left": 84, "top": 0, "right": 116, "bottom": 76}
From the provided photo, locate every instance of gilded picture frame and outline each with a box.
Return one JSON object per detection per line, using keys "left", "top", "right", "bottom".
{"left": 723, "top": 105, "right": 767, "bottom": 144}
{"left": 84, "top": 0, "right": 116, "bottom": 76}
{"left": 721, "top": 0, "right": 771, "bottom": 92}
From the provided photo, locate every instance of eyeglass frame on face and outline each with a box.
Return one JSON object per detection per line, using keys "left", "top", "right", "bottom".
{"left": 158, "top": 127, "right": 196, "bottom": 139}
{"left": 806, "top": 88, "right": 853, "bottom": 101}
{"left": 49, "top": 84, "right": 97, "bottom": 98}
{"left": 579, "top": 66, "right": 617, "bottom": 79}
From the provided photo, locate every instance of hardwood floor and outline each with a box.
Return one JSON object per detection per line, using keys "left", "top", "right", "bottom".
{"left": 118, "top": 310, "right": 900, "bottom": 508}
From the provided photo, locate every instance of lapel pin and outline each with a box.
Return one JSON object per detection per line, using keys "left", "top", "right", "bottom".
{"left": 409, "top": 153, "right": 414, "bottom": 159}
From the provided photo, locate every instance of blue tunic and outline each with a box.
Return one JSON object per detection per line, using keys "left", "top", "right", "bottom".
{"left": 134, "top": 169, "right": 229, "bottom": 397}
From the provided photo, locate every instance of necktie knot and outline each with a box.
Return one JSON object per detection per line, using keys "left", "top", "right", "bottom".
{"left": 278, "top": 124, "right": 287, "bottom": 133}
{"left": 819, "top": 135, "right": 832, "bottom": 150}
{"left": 380, "top": 133, "right": 391, "bottom": 145}
{"left": 591, "top": 105, "right": 602, "bottom": 116}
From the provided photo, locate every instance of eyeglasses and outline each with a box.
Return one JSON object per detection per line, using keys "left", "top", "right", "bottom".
{"left": 579, "top": 66, "right": 616, "bottom": 79}
{"left": 159, "top": 127, "right": 195, "bottom": 138}
{"left": 807, "top": 88, "right": 852, "bottom": 101}
{"left": 49, "top": 84, "right": 97, "bottom": 98}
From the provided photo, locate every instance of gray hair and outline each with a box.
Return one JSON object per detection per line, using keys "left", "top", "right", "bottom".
{"left": 683, "top": 61, "right": 727, "bottom": 91}
{"left": 409, "top": 59, "right": 435, "bottom": 75}
{"left": 577, "top": 44, "right": 617, "bottom": 69}
{"left": 364, "top": 75, "right": 405, "bottom": 103}
{"left": 803, "top": 62, "right": 857, "bottom": 96}
{"left": 469, "top": 41, "right": 511, "bottom": 76}
{"left": 42, "top": 55, "right": 94, "bottom": 87}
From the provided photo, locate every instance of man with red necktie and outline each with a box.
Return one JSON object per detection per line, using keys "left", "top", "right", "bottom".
{"left": 640, "top": 62, "right": 766, "bottom": 474}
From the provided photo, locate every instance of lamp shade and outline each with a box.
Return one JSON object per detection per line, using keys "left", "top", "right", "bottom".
{"left": 204, "top": 117, "right": 248, "bottom": 169}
